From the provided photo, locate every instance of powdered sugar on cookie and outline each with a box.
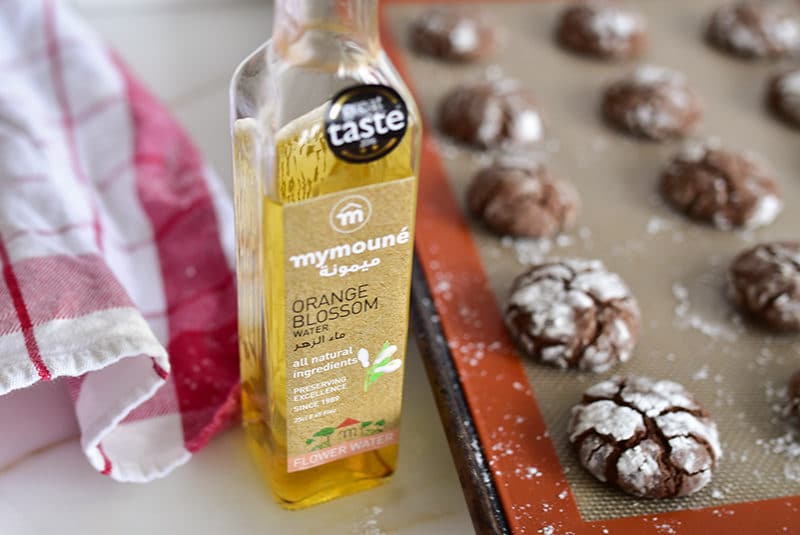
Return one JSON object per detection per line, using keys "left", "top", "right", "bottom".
{"left": 707, "top": 1, "right": 800, "bottom": 58}
{"left": 505, "top": 259, "right": 640, "bottom": 372}
{"left": 603, "top": 65, "right": 702, "bottom": 140}
{"left": 569, "top": 376, "right": 722, "bottom": 499}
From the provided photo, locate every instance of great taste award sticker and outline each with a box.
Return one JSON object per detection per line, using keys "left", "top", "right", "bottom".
{"left": 324, "top": 84, "right": 409, "bottom": 164}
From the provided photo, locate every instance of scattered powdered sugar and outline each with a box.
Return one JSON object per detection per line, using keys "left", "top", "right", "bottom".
{"left": 438, "top": 139, "right": 465, "bottom": 160}
{"left": 653, "top": 522, "right": 679, "bottom": 535}
{"left": 590, "top": 136, "right": 608, "bottom": 153}
{"left": 631, "top": 64, "right": 684, "bottom": 87}
{"left": 545, "top": 137, "right": 561, "bottom": 154}
{"left": 671, "top": 283, "right": 739, "bottom": 342}
{"left": 501, "top": 229, "right": 589, "bottom": 264}
{"left": 755, "top": 382, "right": 800, "bottom": 483}
{"left": 785, "top": 462, "right": 800, "bottom": 482}
{"left": 646, "top": 216, "right": 675, "bottom": 235}
{"left": 584, "top": 378, "right": 621, "bottom": 398}
{"left": 610, "top": 238, "right": 646, "bottom": 258}
{"left": 352, "top": 506, "right": 385, "bottom": 535}
{"left": 693, "top": 364, "right": 710, "bottom": 381}
{"left": 555, "top": 234, "right": 574, "bottom": 248}
{"left": 516, "top": 466, "right": 542, "bottom": 480}
{"left": 502, "top": 236, "right": 550, "bottom": 264}
{"left": 757, "top": 430, "right": 800, "bottom": 483}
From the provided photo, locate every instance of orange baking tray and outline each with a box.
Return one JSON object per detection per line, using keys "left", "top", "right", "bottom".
{"left": 381, "top": 0, "right": 800, "bottom": 533}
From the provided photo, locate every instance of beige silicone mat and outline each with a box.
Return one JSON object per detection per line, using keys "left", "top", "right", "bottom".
{"left": 387, "top": 0, "right": 800, "bottom": 522}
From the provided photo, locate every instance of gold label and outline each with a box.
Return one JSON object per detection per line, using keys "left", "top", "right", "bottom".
{"left": 283, "top": 177, "right": 416, "bottom": 472}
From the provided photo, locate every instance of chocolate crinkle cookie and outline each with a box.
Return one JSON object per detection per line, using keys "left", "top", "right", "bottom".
{"left": 467, "top": 163, "right": 580, "bottom": 238}
{"left": 660, "top": 141, "right": 782, "bottom": 230}
{"left": 569, "top": 375, "right": 722, "bottom": 499}
{"left": 706, "top": 1, "right": 800, "bottom": 59}
{"left": 409, "top": 9, "right": 495, "bottom": 62}
{"left": 438, "top": 78, "right": 544, "bottom": 149}
{"left": 556, "top": 1, "right": 647, "bottom": 60}
{"left": 767, "top": 68, "right": 800, "bottom": 128}
{"left": 729, "top": 241, "right": 800, "bottom": 331}
{"left": 505, "top": 259, "right": 640, "bottom": 373}
{"left": 602, "top": 65, "right": 703, "bottom": 141}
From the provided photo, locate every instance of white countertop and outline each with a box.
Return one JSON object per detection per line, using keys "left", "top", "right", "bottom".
{"left": 0, "top": 1, "right": 472, "bottom": 533}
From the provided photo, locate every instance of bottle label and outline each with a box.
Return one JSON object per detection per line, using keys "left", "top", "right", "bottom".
{"left": 282, "top": 177, "right": 416, "bottom": 472}
{"left": 324, "top": 85, "right": 409, "bottom": 164}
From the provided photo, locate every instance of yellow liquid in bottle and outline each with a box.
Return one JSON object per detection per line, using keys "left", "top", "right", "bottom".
{"left": 234, "top": 104, "right": 418, "bottom": 509}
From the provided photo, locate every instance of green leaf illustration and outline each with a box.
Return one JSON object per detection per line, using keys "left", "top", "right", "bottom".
{"left": 305, "top": 439, "right": 314, "bottom": 445}
{"left": 372, "top": 355, "right": 392, "bottom": 369}
{"left": 313, "top": 427, "right": 336, "bottom": 437}
{"left": 375, "top": 419, "right": 385, "bottom": 426}
{"left": 361, "top": 421, "right": 372, "bottom": 428}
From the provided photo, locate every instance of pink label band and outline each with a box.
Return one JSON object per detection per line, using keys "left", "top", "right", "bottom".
{"left": 287, "top": 430, "right": 400, "bottom": 473}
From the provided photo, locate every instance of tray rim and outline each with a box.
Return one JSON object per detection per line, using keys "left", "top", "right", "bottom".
{"left": 410, "top": 258, "right": 512, "bottom": 535}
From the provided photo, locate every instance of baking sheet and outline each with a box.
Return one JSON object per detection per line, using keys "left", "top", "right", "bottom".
{"left": 387, "top": 0, "right": 800, "bottom": 526}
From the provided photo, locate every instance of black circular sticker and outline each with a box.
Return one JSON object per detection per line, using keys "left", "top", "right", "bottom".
{"left": 325, "top": 84, "right": 409, "bottom": 164}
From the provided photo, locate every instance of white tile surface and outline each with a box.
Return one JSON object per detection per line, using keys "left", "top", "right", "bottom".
{"left": 0, "top": 2, "right": 472, "bottom": 534}
{"left": 0, "top": 338, "right": 472, "bottom": 535}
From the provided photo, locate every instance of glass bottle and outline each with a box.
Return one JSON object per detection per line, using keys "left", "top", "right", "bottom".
{"left": 230, "top": 0, "right": 421, "bottom": 509}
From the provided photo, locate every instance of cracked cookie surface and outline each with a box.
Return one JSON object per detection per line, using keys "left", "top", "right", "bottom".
{"left": 467, "top": 163, "right": 580, "bottom": 238}
{"left": 729, "top": 241, "right": 800, "bottom": 331}
{"left": 660, "top": 141, "right": 782, "bottom": 230}
{"left": 505, "top": 259, "right": 640, "bottom": 373}
{"left": 438, "top": 78, "right": 543, "bottom": 149}
{"left": 602, "top": 65, "right": 702, "bottom": 141}
{"left": 569, "top": 375, "right": 722, "bottom": 499}
{"left": 556, "top": 1, "right": 647, "bottom": 60}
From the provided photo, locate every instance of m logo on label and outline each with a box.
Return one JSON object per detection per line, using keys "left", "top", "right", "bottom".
{"left": 330, "top": 195, "right": 372, "bottom": 233}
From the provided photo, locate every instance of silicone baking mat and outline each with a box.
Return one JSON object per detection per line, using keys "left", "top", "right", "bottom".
{"left": 382, "top": 0, "right": 800, "bottom": 533}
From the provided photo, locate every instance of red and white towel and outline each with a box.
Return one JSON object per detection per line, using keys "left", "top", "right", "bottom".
{"left": 0, "top": 0, "right": 239, "bottom": 481}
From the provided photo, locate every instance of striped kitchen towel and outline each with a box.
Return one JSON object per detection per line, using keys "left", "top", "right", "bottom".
{"left": 0, "top": 0, "right": 239, "bottom": 481}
